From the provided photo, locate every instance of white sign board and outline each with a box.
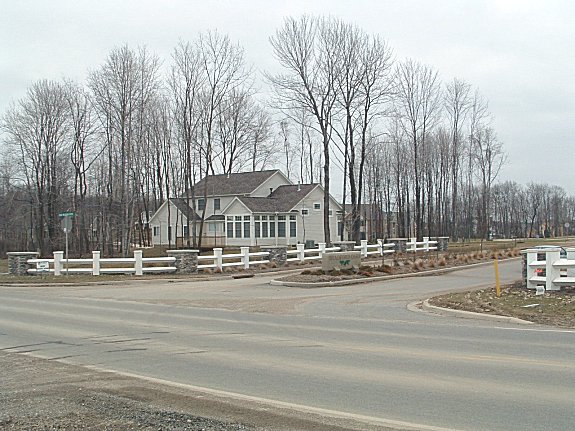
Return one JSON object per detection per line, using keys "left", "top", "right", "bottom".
{"left": 322, "top": 251, "right": 361, "bottom": 271}
{"left": 36, "top": 261, "right": 50, "bottom": 272}
{"left": 535, "top": 285, "right": 545, "bottom": 296}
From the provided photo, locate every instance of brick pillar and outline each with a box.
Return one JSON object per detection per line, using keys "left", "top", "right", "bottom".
{"left": 7, "top": 252, "right": 39, "bottom": 276}
{"left": 260, "top": 246, "right": 288, "bottom": 267}
{"left": 167, "top": 249, "right": 199, "bottom": 274}
{"left": 434, "top": 236, "right": 449, "bottom": 251}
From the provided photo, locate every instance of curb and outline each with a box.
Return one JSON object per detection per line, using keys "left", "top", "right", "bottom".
{"left": 269, "top": 257, "right": 520, "bottom": 288}
{"left": 421, "top": 299, "right": 533, "bottom": 325}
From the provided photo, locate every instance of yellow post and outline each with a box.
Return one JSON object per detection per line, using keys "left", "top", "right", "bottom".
{"left": 494, "top": 259, "right": 501, "bottom": 297}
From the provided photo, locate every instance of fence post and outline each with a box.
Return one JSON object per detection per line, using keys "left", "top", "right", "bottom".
{"left": 360, "top": 239, "right": 368, "bottom": 258}
{"left": 214, "top": 248, "right": 223, "bottom": 270}
{"left": 92, "top": 251, "right": 100, "bottom": 276}
{"left": 241, "top": 247, "right": 250, "bottom": 269}
{"left": 423, "top": 237, "right": 429, "bottom": 252}
{"left": 134, "top": 250, "right": 143, "bottom": 276}
{"left": 409, "top": 238, "right": 417, "bottom": 253}
{"left": 318, "top": 242, "right": 326, "bottom": 258}
{"left": 567, "top": 248, "right": 575, "bottom": 278}
{"left": 545, "top": 248, "right": 561, "bottom": 291}
{"left": 297, "top": 243, "right": 305, "bottom": 262}
{"left": 53, "top": 251, "right": 63, "bottom": 276}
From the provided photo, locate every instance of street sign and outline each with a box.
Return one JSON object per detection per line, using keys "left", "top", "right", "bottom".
{"left": 59, "top": 212, "right": 75, "bottom": 217}
{"left": 61, "top": 216, "right": 73, "bottom": 233}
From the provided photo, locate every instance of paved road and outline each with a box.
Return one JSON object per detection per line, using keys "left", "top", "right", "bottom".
{"left": 1, "top": 260, "right": 574, "bottom": 430}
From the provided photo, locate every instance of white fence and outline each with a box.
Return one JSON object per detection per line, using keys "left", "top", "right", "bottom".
{"left": 406, "top": 237, "right": 438, "bottom": 253}
{"left": 25, "top": 239, "right": 438, "bottom": 276}
{"left": 525, "top": 247, "right": 575, "bottom": 291}
{"left": 28, "top": 250, "right": 176, "bottom": 276}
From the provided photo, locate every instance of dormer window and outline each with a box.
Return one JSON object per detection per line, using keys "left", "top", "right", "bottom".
{"left": 313, "top": 203, "right": 321, "bottom": 210}
{"left": 197, "top": 199, "right": 205, "bottom": 211}
{"left": 214, "top": 198, "right": 220, "bottom": 210}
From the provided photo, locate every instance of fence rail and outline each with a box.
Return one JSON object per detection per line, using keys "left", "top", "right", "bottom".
{"left": 22, "top": 238, "right": 442, "bottom": 277}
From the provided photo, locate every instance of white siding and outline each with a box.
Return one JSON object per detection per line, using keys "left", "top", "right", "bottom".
{"left": 291, "top": 187, "right": 341, "bottom": 245}
{"left": 150, "top": 201, "right": 188, "bottom": 246}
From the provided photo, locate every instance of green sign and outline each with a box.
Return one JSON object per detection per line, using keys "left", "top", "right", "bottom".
{"left": 59, "top": 212, "right": 75, "bottom": 217}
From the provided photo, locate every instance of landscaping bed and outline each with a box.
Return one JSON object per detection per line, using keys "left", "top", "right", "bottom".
{"left": 429, "top": 281, "right": 575, "bottom": 328}
{"left": 277, "top": 248, "right": 520, "bottom": 283}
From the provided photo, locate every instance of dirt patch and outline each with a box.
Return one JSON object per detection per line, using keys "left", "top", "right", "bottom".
{"left": 428, "top": 281, "right": 575, "bottom": 328}
{"left": 0, "top": 351, "right": 384, "bottom": 431}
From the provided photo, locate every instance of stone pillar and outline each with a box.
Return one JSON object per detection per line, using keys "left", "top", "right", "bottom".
{"left": 332, "top": 241, "right": 356, "bottom": 252}
{"left": 389, "top": 238, "right": 407, "bottom": 253}
{"left": 434, "top": 237, "right": 450, "bottom": 251}
{"left": 261, "top": 246, "right": 288, "bottom": 267}
{"left": 520, "top": 249, "right": 528, "bottom": 288}
{"left": 167, "top": 249, "right": 199, "bottom": 274}
{"left": 7, "top": 252, "right": 39, "bottom": 276}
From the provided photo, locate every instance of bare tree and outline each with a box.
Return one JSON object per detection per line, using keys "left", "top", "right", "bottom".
{"left": 268, "top": 16, "right": 340, "bottom": 243}
{"left": 89, "top": 45, "right": 160, "bottom": 255}
{"left": 395, "top": 60, "right": 442, "bottom": 240}
{"left": 3, "top": 80, "right": 70, "bottom": 255}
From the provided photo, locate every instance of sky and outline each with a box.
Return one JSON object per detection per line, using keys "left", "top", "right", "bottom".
{"left": 1, "top": 0, "right": 574, "bottom": 194}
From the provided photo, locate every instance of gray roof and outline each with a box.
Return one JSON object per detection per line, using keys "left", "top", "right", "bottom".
{"left": 170, "top": 198, "right": 197, "bottom": 219}
{"left": 192, "top": 170, "right": 282, "bottom": 196}
{"left": 237, "top": 184, "right": 318, "bottom": 213}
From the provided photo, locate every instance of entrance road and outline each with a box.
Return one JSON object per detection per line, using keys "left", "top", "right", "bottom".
{"left": 1, "top": 260, "right": 574, "bottom": 430}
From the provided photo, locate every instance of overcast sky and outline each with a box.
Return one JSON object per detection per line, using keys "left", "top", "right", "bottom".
{"left": 1, "top": 0, "right": 574, "bottom": 193}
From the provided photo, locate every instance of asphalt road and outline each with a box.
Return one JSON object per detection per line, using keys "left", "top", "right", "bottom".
{"left": 1, "top": 260, "right": 574, "bottom": 431}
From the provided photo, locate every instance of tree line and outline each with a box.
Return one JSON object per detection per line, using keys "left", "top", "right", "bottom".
{"left": 1, "top": 16, "right": 573, "bottom": 256}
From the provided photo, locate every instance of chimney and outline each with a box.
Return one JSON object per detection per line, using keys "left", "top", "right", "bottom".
{"left": 269, "top": 187, "right": 273, "bottom": 196}
{"left": 297, "top": 181, "right": 301, "bottom": 191}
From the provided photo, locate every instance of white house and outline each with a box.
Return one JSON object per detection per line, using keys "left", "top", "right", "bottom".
{"left": 149, "top": 170, "right": 343, "bottom": 248}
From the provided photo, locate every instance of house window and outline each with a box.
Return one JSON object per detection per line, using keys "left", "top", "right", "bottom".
{"left": 227, "top": 221, "right": 233, "bottom": 238}
{"left": 197, "top": 199, "right": 205, "bottom": 211}
{"left": 329, "top": 210, "right": 333, "bottom": 216}
{"left": 255, "top": 222, "right": 260, "bottom": 238}
{"left": 301, "top": 209, "right": 309, "bottom": 216}
{"left": 208, "top": 223, "right": 218, "bottom": 233}
{"left": 244, "top": 221, "right": 250, "bottom": 238}
{"left": 269, "top": 221, "right": 275, "bottom": 237}
{"left": 214, "top": 198, "right": 221, "bottom": 211}
{"left": 290, "top": 220, "right": 296, "bottom": 237}
{"left": 235, "top": 216, "right": 242, "bottom": 238}
{"left": 183, "top": 225, "right": 189, "bottom": 236}
{"left": 314, "top": 203, "right": 321, "bottom": 210}
{"left": 153, "top": 226, "right": 159, "bottom": 236}
{"left": 289, "top": 215, "right": 296, "bottom": 237}
{"left": 278, "top": 221, "right": 286, "bottom": 237}
{"left": 262, "top": 221, "right": 268, "bottom": 237}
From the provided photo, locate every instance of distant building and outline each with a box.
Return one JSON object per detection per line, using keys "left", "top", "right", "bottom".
{"left": 149, "top": 170, "right": 343, "bottom": 248}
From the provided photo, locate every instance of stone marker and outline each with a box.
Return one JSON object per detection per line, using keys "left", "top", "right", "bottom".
{"left": 322, "top": 251, "right": 361, "bottom": 271}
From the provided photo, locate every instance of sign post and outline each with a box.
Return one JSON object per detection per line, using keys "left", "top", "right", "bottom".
{"left": 59, "top": 212, "right": 75, "bottom": 275}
